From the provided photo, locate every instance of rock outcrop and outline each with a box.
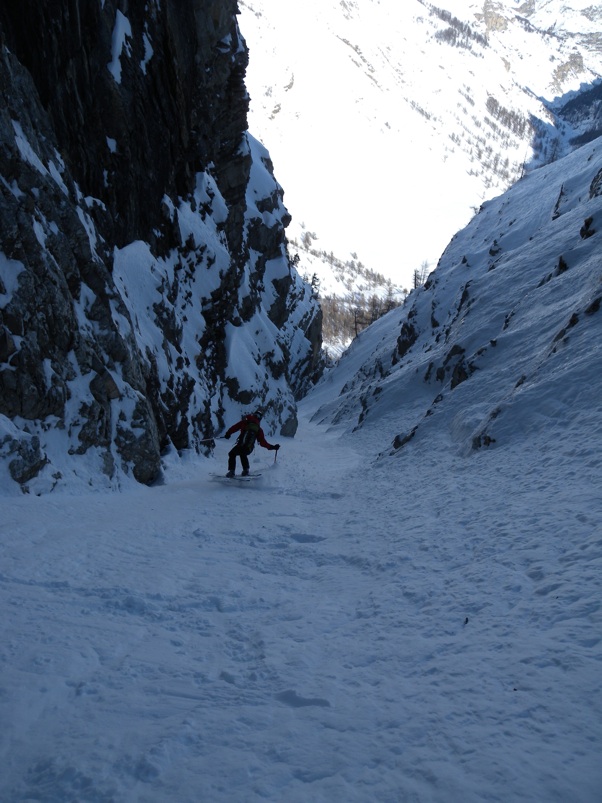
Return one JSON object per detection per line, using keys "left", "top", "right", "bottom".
{"left": 0, "top": 1, "right": 322, "bottom": 493}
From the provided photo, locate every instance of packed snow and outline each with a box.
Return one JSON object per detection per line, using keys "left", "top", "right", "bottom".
{"left": 1, "top": 134, "right": 601, "bottom": 800}
{"left": 1, "top": 394, "right": 600, "bottom": 801}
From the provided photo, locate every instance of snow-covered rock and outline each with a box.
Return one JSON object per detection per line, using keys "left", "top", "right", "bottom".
{"left": 309, "top": 135, "right": 602, "bottom": 469}
{"left": 0, "top": 1, "right": 322, "bottom": 494}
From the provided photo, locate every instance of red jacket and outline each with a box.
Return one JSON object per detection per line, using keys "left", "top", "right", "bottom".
{"left": 226, "top": 415, "right": 276, "bottom": 449}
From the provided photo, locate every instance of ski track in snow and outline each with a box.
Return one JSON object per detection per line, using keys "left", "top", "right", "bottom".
{"left": 1, "top": 406, "right": 601, "bottom": 802}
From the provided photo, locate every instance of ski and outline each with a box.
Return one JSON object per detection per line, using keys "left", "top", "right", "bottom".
{"left": 210, "top": 472, "right": 262, "bottom": 484}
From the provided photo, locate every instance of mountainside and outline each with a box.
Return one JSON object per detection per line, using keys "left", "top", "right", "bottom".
{"left": 289, "top": 234, "right": 406, "bottom": 360}
{"left": 308, "top": 134, "right": 602, "bottom": 468}
{"left": 1, "top": 135, "right": 600, "bottom": 801}
{"left": 0, "top": 1, "right": 322, "bottom": 494}
{"left": 240, "top": 0, "right": 602, "bottom": 288}
{"left": 1, "top": 8, "right": 600, "bottom": 792}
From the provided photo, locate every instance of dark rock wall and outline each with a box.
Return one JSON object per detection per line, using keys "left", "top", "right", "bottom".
{"left": 0, "top": 1, "right": 322, "bottom": 492}
{"left": 1, "top": 0, "right": 248, "bottom": 253}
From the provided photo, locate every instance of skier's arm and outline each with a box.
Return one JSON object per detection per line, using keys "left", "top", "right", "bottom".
{"left": 225, "top": 420, "right": 243, "bottom": 439}
{"left": 257, "top": 428, "right": 280, "bottom": 450}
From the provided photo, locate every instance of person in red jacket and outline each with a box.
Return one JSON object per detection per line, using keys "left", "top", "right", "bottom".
{"left": 224, "top": 409, "right": 280, "bottom": 477}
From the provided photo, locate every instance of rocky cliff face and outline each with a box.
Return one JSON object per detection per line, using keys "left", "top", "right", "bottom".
{"left": 0, "top": 0, "right": 322, "bottom": 493}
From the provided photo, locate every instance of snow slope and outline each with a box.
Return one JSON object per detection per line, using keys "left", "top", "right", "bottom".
{"left": 307, "top": 137, "right": 602, "bottom": 464}
{"left": 1, "top": 135, "right": 601, "bottom": 800}
{"left": 240, "top": 0, "right": 602, "bottom": 287}
{"left": 1, "top": 401, "right": 600, "bottom": 801}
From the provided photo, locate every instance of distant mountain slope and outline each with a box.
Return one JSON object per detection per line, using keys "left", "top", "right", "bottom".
{"left": 286, "top": 231, "right": 406, "bottom": 359}
{"left": 308, "top": 135, "right": 602, "bottom": 462}
{"left": 240, "top": 0, "right": 602, "bottom": 286}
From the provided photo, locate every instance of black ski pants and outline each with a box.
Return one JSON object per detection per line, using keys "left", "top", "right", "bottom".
{"left": 228, "top": 444, "right": 250, "bottom": 473}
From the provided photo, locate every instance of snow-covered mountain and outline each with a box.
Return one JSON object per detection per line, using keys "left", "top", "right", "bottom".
{"left": 1, "top": 133, "right": 600, "bottom": 801}
{"left": 1, "top": 2, "right": 600, "bottom": 793}
{"left": 309, "top": 135, "right": 602, "bottom": 461}
{"left": 240, "top": 0, "right": 602, "bottom": 288}
{"left": 3, "top": 0, "right": 601, "bottom": 491}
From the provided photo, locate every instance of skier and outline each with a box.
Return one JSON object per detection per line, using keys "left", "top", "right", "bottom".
{"left": 224, "top": 409, "right": 280, "bottom": 477}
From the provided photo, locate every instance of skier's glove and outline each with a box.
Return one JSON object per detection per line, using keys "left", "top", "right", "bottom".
{"left": 225, "top": 432, "right": 231, "bottom": 440}
{"left": 272, "top": 444, "right": 280, "bottom": 451}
